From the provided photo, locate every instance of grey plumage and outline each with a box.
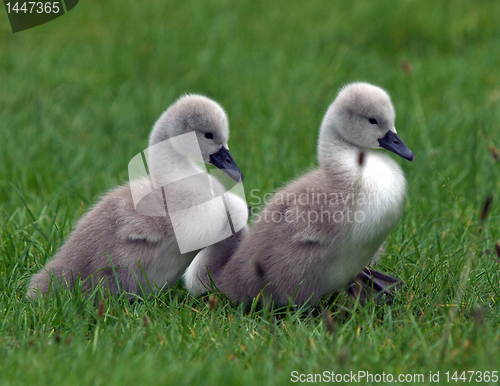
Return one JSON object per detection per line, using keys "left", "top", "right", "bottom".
{"left": 28, "top": 94, "right": 246, "bottom": 298}
{"left": 184, "top": 82, "right": 414, "bottom": 306}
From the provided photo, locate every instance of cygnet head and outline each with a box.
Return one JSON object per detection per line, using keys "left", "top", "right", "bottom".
{"left": 149, "top": 94, "right": 243, "bottom": 181}
{"left": 319, "top": 82, "right": 414, "bottom": 162}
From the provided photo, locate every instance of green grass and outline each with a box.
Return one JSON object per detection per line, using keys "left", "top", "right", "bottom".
{"left": 1, "top": 0, "right": 500, "bottom": 384}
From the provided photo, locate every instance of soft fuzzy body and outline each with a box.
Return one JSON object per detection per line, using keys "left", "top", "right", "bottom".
{"left": 29, "top": 183, "right": 194, "bottom": 295}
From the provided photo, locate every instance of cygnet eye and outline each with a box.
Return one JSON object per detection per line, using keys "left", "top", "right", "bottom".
{"left": 205, "top": 132, "right": 214, "bottom": 139}
{"left": 368, "top": 118, "right": 378, "bottom": 125}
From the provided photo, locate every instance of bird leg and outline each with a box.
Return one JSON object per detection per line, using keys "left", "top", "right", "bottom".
{"left": 347, "top": 267, "right": 402, "bottom": 305}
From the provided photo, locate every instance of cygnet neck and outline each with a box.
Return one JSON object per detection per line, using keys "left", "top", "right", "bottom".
{"left": 317, "top": 127, "right": 365, "bottom": 176}
{"left": 147, "top": 139, "right": 206, "bottom": 189}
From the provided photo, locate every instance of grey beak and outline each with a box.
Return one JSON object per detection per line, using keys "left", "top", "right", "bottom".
{"left": 378, "top": 131, "right": 415, "bottom": 162}
{"left": 209, "top": 147, "right": 244, "bottom": 182}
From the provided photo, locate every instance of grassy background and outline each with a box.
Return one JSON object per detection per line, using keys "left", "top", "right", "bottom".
{"left": 1, "top": 0, "right": 500, "bottom": 384}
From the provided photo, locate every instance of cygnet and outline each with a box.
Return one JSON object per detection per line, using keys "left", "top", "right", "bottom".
{"left": 184, "top": 82, "right": 414, "bottom": 306}
{"left": 28, "top": 94, "right": 247, "bottom": 298}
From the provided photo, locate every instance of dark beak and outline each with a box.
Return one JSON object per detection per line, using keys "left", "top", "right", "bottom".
{"left": 209, "top": 147, "right": 244, "bottom": 182}
{"left": 378, "top": 131, "right": 415, "bottom": 162}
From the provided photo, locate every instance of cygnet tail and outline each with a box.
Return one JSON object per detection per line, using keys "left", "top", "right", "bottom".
{"left": 347, "top": 267, "right": 402, "bottom": 305}
{"left": 183, "top": 227, "right": 248, "bottom": 295}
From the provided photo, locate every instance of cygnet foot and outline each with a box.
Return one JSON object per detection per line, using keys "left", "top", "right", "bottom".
{"left": 347, "top": 267, "right": 402, "bottom": 305}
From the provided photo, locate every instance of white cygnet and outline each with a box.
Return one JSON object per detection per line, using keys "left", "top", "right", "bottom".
{"left": 184, "top": 82, "right": 414, "bottom": 306}
{"left": 28, "top": 94, "right": 248, "bottom": 298}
